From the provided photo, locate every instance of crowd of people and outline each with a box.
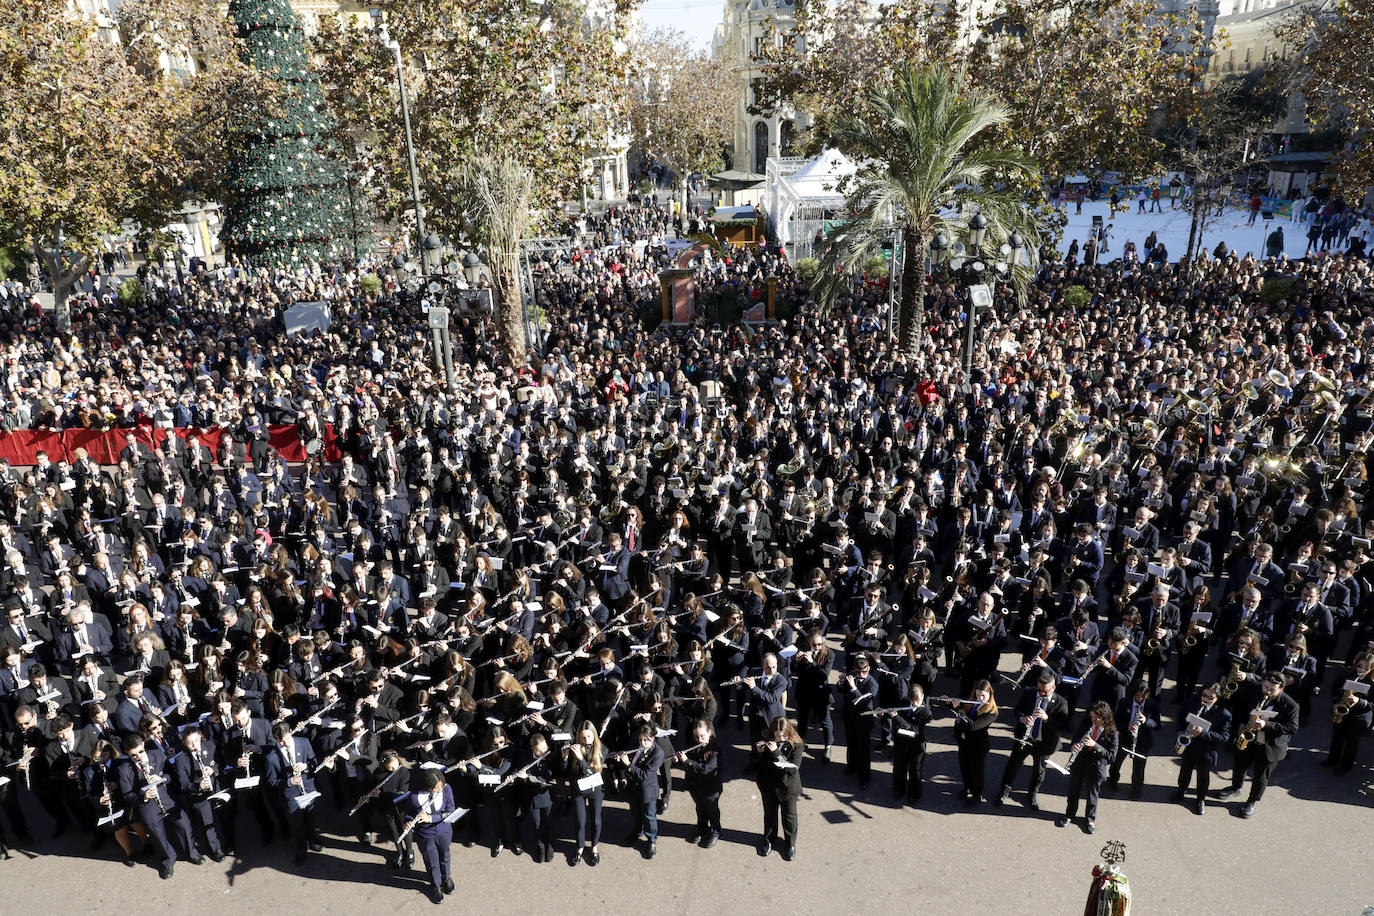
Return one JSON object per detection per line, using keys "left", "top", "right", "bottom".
{"left": 0, "top": 197, "right": 1372, "bottom": 900}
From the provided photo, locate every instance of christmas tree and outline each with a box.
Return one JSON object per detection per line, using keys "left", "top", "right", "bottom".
{"left": 220, "top": 0, "right": 348, "bottom": 266}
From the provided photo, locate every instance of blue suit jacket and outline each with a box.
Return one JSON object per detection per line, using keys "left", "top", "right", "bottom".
{"left": 401, "top": 783, "right": 458, "bottom": 840}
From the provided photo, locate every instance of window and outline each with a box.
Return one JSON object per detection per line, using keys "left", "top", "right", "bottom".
{"left": 754, "top": 121, "right": 769, "bottom": 174}
{"left": 780, "top": 120, "right": 796, "bottom": 156}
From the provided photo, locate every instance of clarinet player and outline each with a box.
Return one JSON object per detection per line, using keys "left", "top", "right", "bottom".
{"left": 1057, "top": 701, "right": 1117, "bottom": 834}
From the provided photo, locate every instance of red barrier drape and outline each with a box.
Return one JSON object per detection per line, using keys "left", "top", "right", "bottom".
{"left": 0, "top": 424, "right": 337, "bottom": 466}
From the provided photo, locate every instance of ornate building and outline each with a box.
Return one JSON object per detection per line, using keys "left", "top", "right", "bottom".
{"left": 712, "top": 0, "right": 808, "bottom": 177}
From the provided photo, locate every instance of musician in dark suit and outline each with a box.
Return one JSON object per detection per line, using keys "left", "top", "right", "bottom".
{"left": 217, "top": 700, "right": 279, "bottom": 850}
{"left": 53, "top": 607, "right": 115, "bottom": 675}
{"left": 791, "top": 630, "right": 835, "bottom": 762}
{"left": 1057, "top": 701, "right": 1118, "bottom": 834}
{"left": 1172, "top": 683, "right": 1232, "bottom": 815}
{"left": 1108, "top": 682, "right": 1160, "bottom": 797}
{"left": 996, "top": 672, "right": 1071, "bottom": 810}
{"left": 751, "top": 716, "right": 804, "bottom": 861}
{"left": 264, "top": 720, "right": 323, "bottom": 864}
{"left": 885, "top": 684, "right": 934, "bottom": 804}
{"left": 1218, "top": 672, "right": 1300, "bottom": 817}
{"left": 169, "top": 727, "right": 227, "bottom": 861}
{"left": 1067, "top": 524, "right": 1104, "bottom": 585}
{"left": 616, "top": 725, "right": 665, "bottom": 859}
{"left": 118, "top": 734, "right": 197, "bottom": 878}
{"left": 840, "top": 656, "right": 879, "bottom": 788}
{"left": 401, "top": 768, "right": 457, "bottom": 901}
{"left": 744, "top": 653, "right": 789, "bottom": 743}
{"left": 674, "top": 718, "right": 723, "bottom": 847}
{"left": 598, "top": 532, "right": 632, "bottom": 605}
{"left": 73, "top": 656, "right": 121, "bottom": 713}
{"left": 1086, "top": 627, "right": 1138, "bottom": 711}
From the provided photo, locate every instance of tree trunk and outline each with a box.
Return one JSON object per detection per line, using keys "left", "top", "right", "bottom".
{"left": 898, "top": 227, "right": 924, "bottom": 359}
{"left": 495, "top": 251, "right": 528, "bottom": 368}
{"left": 33, "top": 240, "right": 92, "bottom": 332}
{"left": 1185, "top": 182, "right": 1202, "bottom": 271}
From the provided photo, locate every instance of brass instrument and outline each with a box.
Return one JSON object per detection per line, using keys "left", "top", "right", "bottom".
{"left": 1174, "top": 731, "right": 1192, "bottom": 755}
{"left": 777, "top": 456, "right": 804, "bottom": 477}
{"left": 1219, "top": 663, "right": 1243, "bottom": 699}
{"left": 1235, "top": 711, "right": 1262, "bottom": 750}
{"left": 1266, "top": 369, "right": 1290, "bottom": 389}
{"left": 1332, "top": 691, "right": 1356, "bottom": 724}
{"left": 1144, "top": 636, "right": 1162, "bottom": 656}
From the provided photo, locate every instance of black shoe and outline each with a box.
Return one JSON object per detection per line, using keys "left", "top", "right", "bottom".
{"left": 531, "top": 846, "right": 544, "bottom": 863}
{"left": 759, "top": 840, "right": 773, "bottom": 857}
{"left": 1170, "top": 789, "right": 1185, "bottom": 803}
{"left": 1195, "top": 801, "right": 1206, "bottom": 816}
{"left": 569, "top": 851, "right": 579, "bottom": 867}
{"left": 993, "top": 789, "right": 1008, "bottom": 807}
{"left": 1084, "top": 821, "right": 1096, "bottom": 835}
{"left": 1026, "top": 794, "right": 1040, "bottom": 811}
{"left": 647, "top": 842, "right": 657, "bottom": 859}
{"left": 188, "top": 855, "right": 205, "bottom": 866}
{"left": 656, "top": 799, "right": 668, "bottom": 815}
{"left": 491, "top": 844, "right": 503, "bottom": 858}
{"left": 122, "top": 854, "right": 137, "bottom": 868}
{"left": 1335, "top": 763, "right": 1354, "bottom": 775}
{"left": 543, "top": 844, "right": 553, "bottom": 862}
{"left": 782, "top": 845, "right": 795, "bottom": 862}
{"left": 462, "top": 839, "right": 475, "bottom": 848}
{"left": 512, "top": 845, "right": 523, "bottom": 857}
{"left": 589, "top": 848, "right": 600, "bottom": 866}
{"left": 1239, "top": 803, "right": 1255, "bottom": 819}
{"left": 307, "top": 840, "right": 324, "bottom": 852}
{"left": 441, "top": 878, "right": 455, "bottom": 895}
{"left": 159, "top": 864, "right": 174, "bottom": 880}
{"left": 1055, "top": 816, "right": 1069, "bottom": 828}
{"left": 702, "top": 832, "right": 718, "bottom": 849}
{"left": 428, "top": 888, "right": 444, "bottom": 905}
{"left": 208, "top": 849, "right": 225, "bottom": 862}
{"left": 1216, "top": 786, "right": 1240, "bottom": 799}
{"left": 686, "top": 831, "right": 701, "bottom": 844}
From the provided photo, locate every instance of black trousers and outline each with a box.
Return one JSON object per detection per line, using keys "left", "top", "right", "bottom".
{"left": 572, "top": 789, "right": 602, "bottom": 847}
{"left": 690, "top": 788, "right": 721, "bottom": 835}
{"left": 1176, "top": 749, "right": 1213, "bottom": 800}
{"left": 794, "top": 694, "right": 833, "bottom": 747}
{"left": 1328, "top": 720, "right": 1367, "bottom": 769}
{"left": 1065, "top": 763, "right": 1105, "bottom": 821}
{"left": 957, "top": 734, "right": 989, "bottom": 798}
{"left": 845, "top": 715, "right": 873, "bottom": 780}
{"left": 1108, "top": 746, "right": 1147, "bottom": 790}
{"left": 1232, "top": 745, "right": 1282, "bottom": 804}
{"left": 891, "top": 740, "right": 926, "bottom": 800}
{"left": 140, "top": 806, "right": 194, "bottom": 868}
{"left": 760, "top": 792, "right": 797, "bottom": 850}
{"left": 999, "top": 743, "right": 1049, "bottom": 798}
{"left": 526, "top": 802, "right": 554, "bottom": 850}
{"left": 416, "top": 825, "right": 452, "bottom": 889}
{"left": 183, "top": 797, "right": 225, "bottom": 856}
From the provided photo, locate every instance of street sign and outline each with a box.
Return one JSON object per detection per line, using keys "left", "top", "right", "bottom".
{"left": 427, "top": 305, "right": 450, "bottom": 330}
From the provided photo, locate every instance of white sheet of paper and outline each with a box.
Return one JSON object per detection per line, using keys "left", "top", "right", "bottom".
{"left": 97, "top": 809, "right": 125, "bottom": 826}
{"left": 576, "top": 772, "right": 604, "bottom": 792}
{"left": 235, "top": 776, "right": 261, "bottom": 789}
{"left": 443, "top": 807, "right": 468, "bottom": 824}
{"left": 293, "top": 790, "right": 321, "bottom": 809}
{"left": 478, "top": 773, "right": 500, "bottom": 786}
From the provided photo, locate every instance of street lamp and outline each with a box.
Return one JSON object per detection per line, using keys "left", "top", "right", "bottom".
{"left": 422, "top": 233, "right": 443, "bottom": 277}
{"left": 377, "top": 23, "right": 426, "bottom": 271}
{"left": 932, "top": 213, "right": 1015, "bottom": 373}
{"left": 462, "top": 251, "right": 482, "bottom": 285}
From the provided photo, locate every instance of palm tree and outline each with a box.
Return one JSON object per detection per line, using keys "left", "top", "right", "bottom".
{"left": 815, "top": 64, "right": 1041, "bottom": 359}
{"left": 453, "top": 154, "right": 537, "bottom": 367}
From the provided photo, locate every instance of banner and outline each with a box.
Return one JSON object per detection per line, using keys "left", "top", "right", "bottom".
{"left": 0, "top": 424, "right": 338, "bottom": 467}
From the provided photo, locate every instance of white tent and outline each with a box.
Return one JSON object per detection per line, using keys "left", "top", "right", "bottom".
{"left": 767, "top": 149, "right": 857, "bottom": 259}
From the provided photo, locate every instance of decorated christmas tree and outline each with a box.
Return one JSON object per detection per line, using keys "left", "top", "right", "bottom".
{"left": 220, "top": 0, "right": 348, "bottom": 266}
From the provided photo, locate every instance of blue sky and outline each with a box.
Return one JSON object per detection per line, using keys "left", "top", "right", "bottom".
{"left": 637, "top": 0, "right": 722, "bottom": 50}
